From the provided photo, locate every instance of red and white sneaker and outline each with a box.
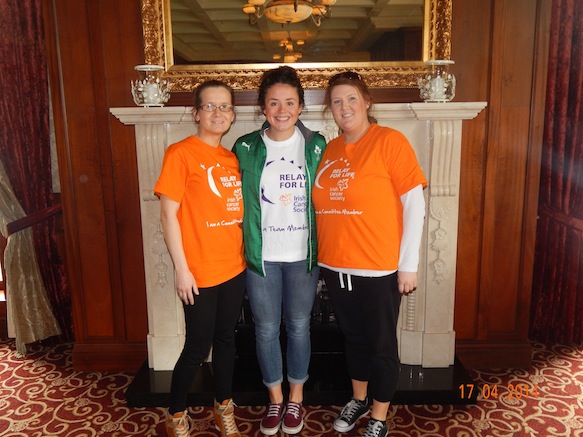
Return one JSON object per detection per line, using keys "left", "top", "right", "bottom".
{"left": 281, "top": 401, "right": 304, "bottom": 434}
{"left": 260, "top": 402, "right": 285, "bottom": 435}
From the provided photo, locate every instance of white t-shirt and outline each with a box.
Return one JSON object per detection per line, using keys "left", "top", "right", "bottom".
{"left": 260, "top": 127, "right": 309, "bottom": 262}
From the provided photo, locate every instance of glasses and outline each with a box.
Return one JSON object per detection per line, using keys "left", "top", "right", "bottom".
{"left": 198, "top": 103, "right": 234, "bottom": 112}
{"left": 328, "top": 71, "right": 363, "bottom": 87}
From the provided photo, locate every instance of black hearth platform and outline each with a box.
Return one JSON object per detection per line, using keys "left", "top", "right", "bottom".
{"left": 126, "top": 328, "right": 478, "bottom": 407}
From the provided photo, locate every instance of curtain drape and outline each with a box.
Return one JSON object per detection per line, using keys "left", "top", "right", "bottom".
{"left": 0, "top": 1, "right": 73, "bottom": 341}
{"left": 530, "top": 0, "right": 583, "bottom": 344}
{"left": 0, "top": 159, "right": 61, "bottom": 354}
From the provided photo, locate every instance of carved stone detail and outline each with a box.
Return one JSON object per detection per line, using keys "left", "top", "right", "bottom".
{"left": 317, "top": 122, "right": 339, "bottom": 143}
{"left": 136, "top": 124, "right": 167, "bottom": 201}
{"left": 405, "top": 293, "right": 417, "bottom": 331}
{"left": 152, "top": 224, "right": 169, "bottom": 289}
{"left": 429, "top": 196, "right": 455, "bottom": 284}
{"left": 430, "top": 120, "right": 458, "bottom": 197}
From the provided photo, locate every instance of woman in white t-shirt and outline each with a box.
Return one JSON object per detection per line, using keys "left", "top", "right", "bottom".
{"left": 233, "top": 66, "right": 327, "bottom": 436}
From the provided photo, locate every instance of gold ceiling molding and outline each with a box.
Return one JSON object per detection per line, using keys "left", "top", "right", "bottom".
{"left": 141, "top": 0, "right": 452, "bottom": 91}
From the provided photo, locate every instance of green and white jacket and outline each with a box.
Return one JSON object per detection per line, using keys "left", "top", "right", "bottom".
{"left": 233, "top": 120, "right": 327, "bottom": 276}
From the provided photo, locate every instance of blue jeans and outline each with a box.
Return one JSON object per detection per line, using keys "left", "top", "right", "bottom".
{"left": 246, "top": 261, "right": 319, "bottom": 387}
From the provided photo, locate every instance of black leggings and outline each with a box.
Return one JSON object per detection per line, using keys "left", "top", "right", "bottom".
{"left": 168, "top": 271, "right": 246, "bottom": 414}
{"left": 322, "top": 268, "right": 401, "bottom": 403}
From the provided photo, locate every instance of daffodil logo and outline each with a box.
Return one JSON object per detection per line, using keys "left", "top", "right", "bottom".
{"left": 279, "top": 193, "right": 292, "bottom": 206}
{"left": 337, "top": 179, "right": 350, "bottom": 191}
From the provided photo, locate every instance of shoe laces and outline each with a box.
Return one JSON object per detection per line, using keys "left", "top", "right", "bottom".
{"left": 363, "top": 420, "right": 386, "bottom": 437}
{"left": 220, "top": 412, "right": 238, "bottom": 436}
{"left": 217, "top": 399, "right": 239, "bottom": 436}
{"left": 285, "top": 402, "right": 301, "bottom": 419}
{"left": 340, "top": 397, "right": 365, "bottom": 419}
{"left": 168, "top": 412, "right": 189, "bottom": 437}
{"left": 266, "top": 402, "right": 284, "bottom": 418}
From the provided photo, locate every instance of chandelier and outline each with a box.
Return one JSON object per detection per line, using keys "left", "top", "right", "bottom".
{"left": 243, "top": 0, "right": 337, "bottom": 27}
{"left": 272, "top": 35, "right": 304, "bottom": 63}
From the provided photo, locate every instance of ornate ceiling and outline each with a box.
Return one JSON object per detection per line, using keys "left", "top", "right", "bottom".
{"left": 169, "top": 0, "right": 425, "bottom": 64}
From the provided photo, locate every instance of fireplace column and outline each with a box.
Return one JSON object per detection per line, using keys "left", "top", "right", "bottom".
{"left": 400, "top": 103, "right": 486, "bottom": 367}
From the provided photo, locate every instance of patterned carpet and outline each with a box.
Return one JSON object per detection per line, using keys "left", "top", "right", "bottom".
{"left": 0, "top": 340, "right": 582, "bottom": 436}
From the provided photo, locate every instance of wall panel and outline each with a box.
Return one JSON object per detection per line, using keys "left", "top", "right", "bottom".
{"left": 45, "top": 0, "right": 147, "bottom": 369}
{"left": 454, "top": 0, "right": 550, "bottom": 367}
{"left": 452, "top": 0, "right": 492, "bottom": 342}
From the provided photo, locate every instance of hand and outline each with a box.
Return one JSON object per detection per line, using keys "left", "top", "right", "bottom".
{"left": 175, "top": 269, "right": 199, "bottom": 305}
{"left": 397, "top": 271, "right": 417, "bottom": 296}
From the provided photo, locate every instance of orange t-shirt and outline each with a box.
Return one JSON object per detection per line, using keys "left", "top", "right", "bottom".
{"left": 154, "top": 136, "right": 245, "bottom": 287}
{"left": 312, "top": 124, "right": 427, "bottom": 271}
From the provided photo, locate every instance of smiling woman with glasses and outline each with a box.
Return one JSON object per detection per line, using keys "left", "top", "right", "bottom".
{"left": 199, "top": 103, "right": 234, "bottom": 112}
{"left": 154, "top": 80, "right": 246, "bottom": 437}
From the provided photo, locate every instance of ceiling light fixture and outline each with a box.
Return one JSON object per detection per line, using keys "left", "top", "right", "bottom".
{"left": 273, "top": 34, "right": 304, "bottom": 63}
{"left": 243, "top": 0, "right": 336, "bottom": 27}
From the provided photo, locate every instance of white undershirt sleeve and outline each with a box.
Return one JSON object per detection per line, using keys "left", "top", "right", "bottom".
{"left": 398, "top": 184, "right": 426, "bottom": 272}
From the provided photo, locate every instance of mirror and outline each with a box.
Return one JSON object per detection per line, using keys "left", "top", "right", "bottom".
{"left": 142, "top": 0, "right": 452, "bottom": 91}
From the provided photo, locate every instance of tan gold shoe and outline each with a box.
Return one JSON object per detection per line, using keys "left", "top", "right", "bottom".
{"left": 213, "top": 398, "right": 240, "bottom": 437}
{"left": 165, "top": 409, "right": 190, "bottom": 437}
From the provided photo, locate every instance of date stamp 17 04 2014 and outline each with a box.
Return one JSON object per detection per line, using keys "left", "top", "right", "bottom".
{"left": 459, "top": 383, "right": 541, "bottom": 400}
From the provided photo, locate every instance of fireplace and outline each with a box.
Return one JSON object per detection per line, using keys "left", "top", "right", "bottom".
{"left": 111, "top": 102, "right": 486, "bottom": 372}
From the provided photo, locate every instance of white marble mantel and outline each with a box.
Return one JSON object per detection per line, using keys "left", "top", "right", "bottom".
{"left": 111, "top": 102, "right": 486, "bottom": 371}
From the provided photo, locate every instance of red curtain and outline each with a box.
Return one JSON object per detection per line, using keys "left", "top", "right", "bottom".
{"left": 530, "top": 0, "right": 583, "bottom": 344}
{"left": 0, "top": 1, "right": 73, "bottom": 341}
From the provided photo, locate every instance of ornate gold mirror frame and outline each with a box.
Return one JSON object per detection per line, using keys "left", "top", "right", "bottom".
{"left": 142, "top": 0, "right": 452, "bottom": 91}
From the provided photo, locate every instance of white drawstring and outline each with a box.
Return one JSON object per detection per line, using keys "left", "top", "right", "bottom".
{"left": 338, "top": 272, "right": 353, "bottom": 292}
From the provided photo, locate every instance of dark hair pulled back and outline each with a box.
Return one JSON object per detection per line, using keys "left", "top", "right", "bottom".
{"left": 257, "top": 66, "right": 305, "bottom": 110}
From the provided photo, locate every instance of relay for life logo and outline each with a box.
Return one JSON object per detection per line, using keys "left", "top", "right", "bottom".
{"left": 261, "top": 157, "right": 307, "bottom": 214}
{"left": 315, "top": 157, "right": 354, "bottom": 202}
{"left": 314, "top": 157, "right": 364, "bottom": 216}
{"left": 202, "top": 162, "right": 242, "bottom": 214}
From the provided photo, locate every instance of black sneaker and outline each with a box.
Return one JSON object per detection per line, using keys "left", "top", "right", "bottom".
{"left": 363, "top": 419, "right": 388, "bottom": 437}
{"left": 333, "top": 397, "right": 370, "bottom": 433}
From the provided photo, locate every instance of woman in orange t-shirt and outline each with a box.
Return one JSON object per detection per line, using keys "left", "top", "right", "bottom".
{"left": 154, "top": 80, "right": 245, "bottom": 437}
{"left": 312, "top": 72, "right": 427, "bottom": 437}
